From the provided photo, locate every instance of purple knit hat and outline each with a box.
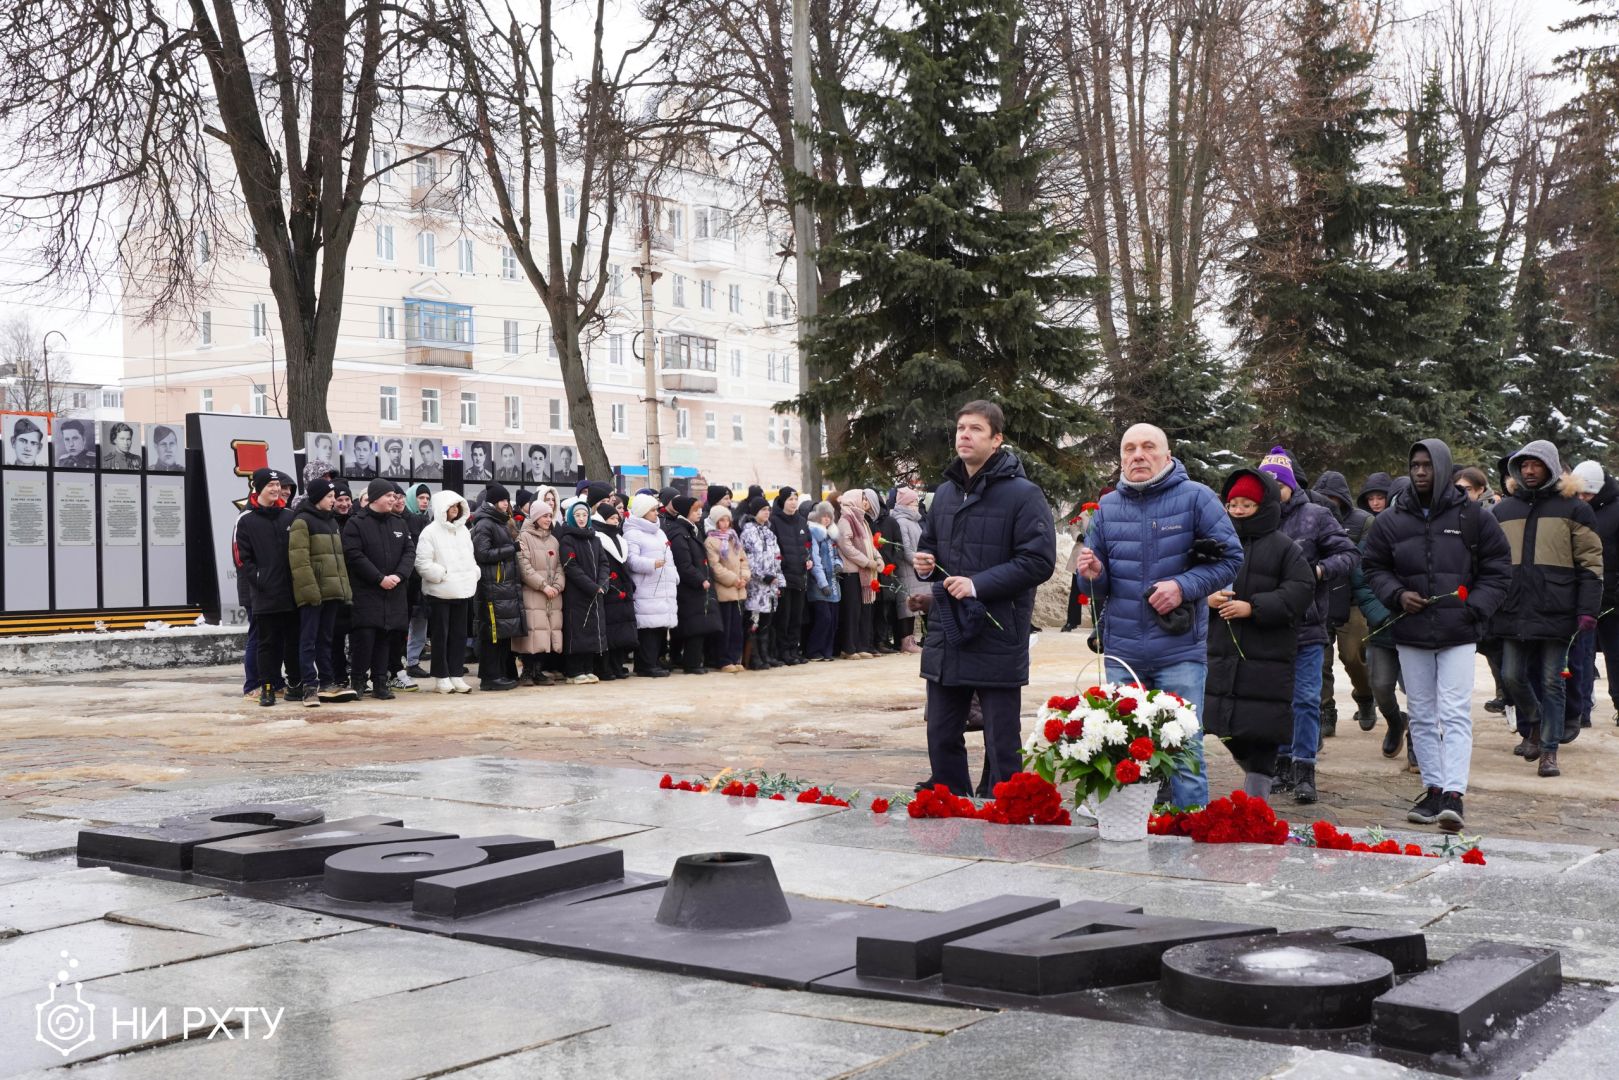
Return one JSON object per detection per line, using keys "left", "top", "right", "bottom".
{"left": 1258, "top": 447, "right": 1299, "bottom": 491}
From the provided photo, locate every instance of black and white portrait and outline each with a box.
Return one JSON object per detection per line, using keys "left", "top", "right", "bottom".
{"left": 305, "top": 432, "right": 338, "bottom": 474}
{"left": 413, "top": 437, "right": 442, "bottom": 479}
{"left": 4, "top": 415, "right": 47, "bottom": 467}
{"left": 100, "top": 422, "right": 143, "bottom": 471}
{"left": 494, "top": 441, "right": 523, "bottom": 482}
{"left": 53, "top": 418, "right": 97, "bottom": 469}
{"left": 524, "top": 443, "right": 549, "bottom": 483}
{"left": 547, "top": 443, "right": 578, "bottom": 484}
{"left": 379, "top": 435, "right": 410, "bottom": 479}
{"left": 345, "top": 434, "right": 379, "bottom": 479}
{"left": 145, "top": 424, "right": 185, "bottom": 472}
{"left": 462, "top": 440, "right": 492, "bottom": 481}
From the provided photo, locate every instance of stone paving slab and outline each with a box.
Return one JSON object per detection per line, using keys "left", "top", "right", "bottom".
{"left": 0, "top": 852, "right": 72, "bottom": 887}
{"left": 0, "top": 920, "right": 247, "bottom": 998}
{"left": 1268, "top": 1049, "right": 1451, "bottom": 1079}
{"left": 0, "top": 867, "right": 218, "bottom": 933}
{"left": 106, "top": 895, "right": 371, "bottom": 947}
{"left": 279, "top": 789, "right": 653, "bottom": 850}
{"left": 1523, "top": 997, "right": 1619, "bottom": 1078}
{"left": 0, "top": 983, "right": 194, "bottom": 1077}
{"left": 764, "top": 810, "right": 1098, "bottom": 862}
{"left": 0, "top": 816, "right": 87, "bottom": 858}
{"left": 24, "top": 770, "right": 419, "bottom": 825}
{"left": 1037, "top": 835, "right": 1443, "bottom": 892}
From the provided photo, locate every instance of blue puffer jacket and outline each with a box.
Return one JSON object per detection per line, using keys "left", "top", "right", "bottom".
{"left": 1276, "top": 491, "right": 1360, "bottom": 648}
{"left": 918, "top": 449, "right": 1056, "bottom": 688}
{"left": 808, "top": 522, "right": 841, "bottom": 603}
{"left": 1080, "top": 459, "right": 1243, "bottom": 668}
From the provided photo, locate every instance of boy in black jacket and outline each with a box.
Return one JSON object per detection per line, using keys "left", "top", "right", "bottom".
{"left": 235, "top": 469, "right": 300, "bottom": 706}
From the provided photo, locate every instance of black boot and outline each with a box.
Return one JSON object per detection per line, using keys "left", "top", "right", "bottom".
{"left": 1293, "top": 761, "right": 1318, "bottom": 804}
{"left": 1319, "top": 700, "right": 1337, "bottom": 740}
{"left": 258, "top": 683, "right": 276, "bottom": 707}
{"left": 1581, "top": 710, "right": 1592, "bottom": 728}
{"left": 1273, "top": 755, "right": 1295, "bottom": 793}
{"left": 1381, "top": 710, "right": 1407, "bottom": 758}
{"left": 1355, "top": 698, "right": 1377, "bottom": 731}
{"left": 763, "top": 625, "right": 786, "bottom": 668}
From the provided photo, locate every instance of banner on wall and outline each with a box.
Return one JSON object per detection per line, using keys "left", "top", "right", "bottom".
{"left": 187, "top": 413, "right": 297, "bottom": 626}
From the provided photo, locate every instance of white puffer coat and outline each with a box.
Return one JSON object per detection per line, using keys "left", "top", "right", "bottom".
{"left": 414, "top": 490, "right": 479, "bottom": 600}
{"left": 625, "top": 514, "right": 679, "bottom": 629}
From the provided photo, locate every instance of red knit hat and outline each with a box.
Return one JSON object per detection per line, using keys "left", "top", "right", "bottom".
{"left": 1227, "top": 474, "right": 1266, "bottom": 504}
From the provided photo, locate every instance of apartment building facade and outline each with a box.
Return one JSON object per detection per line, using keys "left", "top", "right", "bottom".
{"left": 121, "top": 150, "right": 810, "bottom": 494}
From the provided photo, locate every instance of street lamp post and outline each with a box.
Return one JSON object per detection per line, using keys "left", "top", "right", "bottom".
{"left": 632, "top": 215, "right": 663, "bottom": 491}
{"left": 791, "top": 0, "right": 823, "bottom": 500}
{"left": 40, "top": 330, "right": 67, "bottom": 423}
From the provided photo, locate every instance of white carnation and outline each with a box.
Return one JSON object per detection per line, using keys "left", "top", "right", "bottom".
{"left": 1075, "top": 732, "right": 1104, "bottom": 762}
{"left": 1174, "top": 706, "right": 1198, "bottom": 728}
{"left": 1158, "top": 720, "right": 1185, "bottom": 748}
{"left": 1024, "top": 732, "right": 1049, "bottom": 754}
{"left": 1100, "top": 719, "right": 1129, "bottom": 745}
{"left": 1084, "top": 708, "right": 1111, "bottom": 730}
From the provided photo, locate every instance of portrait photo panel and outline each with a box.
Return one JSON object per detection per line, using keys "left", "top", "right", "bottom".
{"left": 3, "top": 415, "right": 48, "bottom": 467}
{"left": 344, "top": 434, "right": 379, "bottom": 479}
{"left": 546, "top": 443, "right": 579, "bottom": 485}
{"left": 52, "top": 418, "right": 97, "bottom": 470}
{"left": 461, "top": 440, "right": 493, "bottom": 482}
{"left": 378, "top": 435, "right": 410, "bottom": 479}
{"left": 100, "top": 421, "right": 143, "bottom": 472}
{"left": 523, "top": 443, "right": 550, "bottom": 484}
{"left": 412, "top": 437, "right": 443, "bottom": 479}
{"left": 493, "top": 441, "right": 523, "bottom": 482}
{"left": 304, "top": 432, "right": 338, "bottom": 472}
{"left": 144, "top": 423, "right": 185, "bottom": 472}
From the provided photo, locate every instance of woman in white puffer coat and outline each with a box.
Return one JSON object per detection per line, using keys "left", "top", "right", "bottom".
{"left": 624, "top": 492, "right": 679, "bottom": 676}
{"left": 414, "top": 489, "right": 479, "bottom": 693}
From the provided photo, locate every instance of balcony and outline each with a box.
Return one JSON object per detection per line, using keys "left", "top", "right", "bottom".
{"left": 407, "top": 346, "right": 472, "bottom": 369}
{"left": 689, "top": 236, "right": 736, "bottom": 269}
{"left": 411, "top": 184, "right": 458, "bottom": 212}
{"left": 405, "top": 299, "right": 473, "bottom": 368}
{"left": 661, "top": 371, "right": 717, "bottom": 394}
{"left": 660, "top": 332, "right": 718, "bottom": 394}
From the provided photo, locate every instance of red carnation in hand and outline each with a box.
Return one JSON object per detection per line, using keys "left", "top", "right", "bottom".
{"left": 610, "top": 572, "right": 617, "bottom": 579}
{"left": 873, "top": 532, "right": 883, "bottom": 544}
{"left": 1116, "top": 697, "right": 1138, "bottom": 716}
{"left": 1043, "top": 717, "right": 1065, "bottom": 742}
{"left": 870, "top": 579, "right": 881, "bottom": 592}
{"left": 1457, "top": 585, "right": 1468, "bottom": 601}
{"left": 870, "top": 798, "right": 890, "bottom": 814}
{"left": 1077, "top": 593, "right": 1090, "bottom": 605}
{"left": 883, "top": 563, "right": 896, "bottom": 575}
{"left": 1115, "top": 759, "right": 1142, "bottom": 784}
{"left": 1083, "top": 502, "right": 1100, "bottom": 511}
{"left": 1462, "top": 847, "right": 1486, "bottom": 865}
{"left": 1063, "top": 719, "right": 1084, "bottom": 739}
{"left": 618, "top": 591, "right": 627, "bottom": 599}
{"left": 1129, "top": 736, "right": 1155, "bottom": 761}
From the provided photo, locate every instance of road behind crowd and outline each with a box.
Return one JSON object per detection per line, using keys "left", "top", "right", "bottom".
{"left": 2, "top": 633, "right": 1614, "bottom": 845}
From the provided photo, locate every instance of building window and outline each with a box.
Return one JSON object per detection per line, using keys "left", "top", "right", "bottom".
{"left": 415, "top": 157, "right": 437, "bottom": 186}
{"left": 695, "top": 208, "right": 709, "bottom": 238}
{"left": 101, "top": 389, "right": 123, "bottom": 409}
{"left": 460, "top": 391, "right": 478, "bottom": 428}
{"left": 673, "top": 274, "right": 686, "bottom": 307}
{"left": 732, "top": 413, "right": 744, "bottom": 442}
{"left": 676, "top": 408, "right": 690, "bottom": 440}
{"left": 778, "top": 352, "right": 791, "bottom": 383}
{"left": 768, "top": 416, "right": 777, "bottom": 445}
{"left": 252, "top": 302, "right": 268, "bottom": 339}
{"left": 611, "top": 402, "right": 627, "bottom": 435}
{"left": 198, "top": 310, "right": 212, "bottom": 346}
{"left": 403, "top": 299, "right": 472, "bottom": 345}
{"left": 376, "top": 225, "right": 394, "bottom": 261}
{"left": 700, "top": 279, "right": 714, "bottom": 309}
{"left": 378, "top": 306, "right": 396, "bottom": 340}
{"left": 503, "top": 319, "right": 520, "bottom": 354}
{"left": 201, "top": 388, "right": 213, "bottom": 413}
{"left": 730, "top": 347, "right": 743, "bottom": 378}
{"left": 456, "top": 237, "right": 474, "bottom": 274}
{"left": 500, "top": 246, "right": 518, "bottom": 279}
{"left": 373, "top": 146, "right": 394, "bottom": 184}
{"left": 548, "top": 334, "right": 558, "bottom": 360}
{"left": 564, "top": 185, "right": 577, "bottom": 218}
{"left": 549, "top": 398, "right": 563, "bottom": 431}
{"left": 505, "top": 394, "right": 521, "bottom": 431}
{"left": 767, "top": 352, "right": 777, "bottom": 381}
{"left": 610, "top": 264, "right": 622, "bottom": 297}
{"left": 729, "top": 284, "right": 741, "bottom": 313}
{"left": 417, "top": 231, "right": 436, "bottom": 267}
{"left": 767, "top": 291, "right": 776, "bottom": 319}
{"left": 609, "top": 334, "right": 625, "bottom": 366}
{"left": 666, "top": 207, "right": 683, "bottom": 239}
{"left": 380, "top": 385, "right": 399, "bottom": 423}
{"left": 661, "top": 333, "right": 717, "bottom": 371}
{"left": 251, "top": 383, "right": 267, "bottom": 416}
{"left": 704, "top": 411, "right": 717, "bottom": 441}
{"left": 197, "top": 228, "right": 210, "bottom": 264}
{"left": 422, "top": 387, "right": 441, "bottom": 425}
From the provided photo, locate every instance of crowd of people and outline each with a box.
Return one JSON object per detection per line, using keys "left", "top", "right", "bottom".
{"left": 230, "top": 465, "right": 936, "bottom": 704}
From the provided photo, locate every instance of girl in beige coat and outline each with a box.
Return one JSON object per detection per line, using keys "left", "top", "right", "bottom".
{"left": 512, "top": 504, "right": 565, "bottom": 684}
{"left": 705, "top": 505, "right": 750, "bottom": 670}
{"left": 836, "top": 490, "right": 878, "bottom": 657}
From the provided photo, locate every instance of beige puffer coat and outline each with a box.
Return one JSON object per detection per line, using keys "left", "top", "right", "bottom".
{"left": 705, "top": 530, "right": 751, "bottom": 603}
{"left": 511, "top": 516, "right": 566, "bottom": 654}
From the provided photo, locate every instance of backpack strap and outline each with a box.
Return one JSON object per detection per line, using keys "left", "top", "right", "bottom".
{"left": 1459, "top": 499, "right": 1480, "bottom": 583}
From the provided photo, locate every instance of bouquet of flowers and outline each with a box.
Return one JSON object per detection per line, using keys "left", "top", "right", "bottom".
{"left": 1021, "top": 684, "right": 1203, "bottom": 806}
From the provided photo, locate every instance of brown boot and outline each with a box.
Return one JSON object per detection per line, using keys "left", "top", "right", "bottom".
{"left": 1522, "top": 725, "right": 1542, "bottom": 762}
{"left": 1538, "top": 748, "right": 1560, "bottom": 777}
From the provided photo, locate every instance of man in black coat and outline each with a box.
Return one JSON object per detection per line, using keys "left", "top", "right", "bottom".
{"left": 469, "top": 483, "right": 524, "bottom": 690}
{"left": 1574, "top": 461, "right": 1619, "bottom": 727}
{"left": 234, "top": 468, "right": 301, "bottom": 706}
{"left": 769, "top": 487, "right": 811, "bottom": 665}
{"left": 914, "top": 401, "right": 1056, "bottom": 796}
{"left": 1362, "top": 439, "right": 1513, "bottom": 832}
{"left": 342, "top": 478, "right": 416, "bottom": 699}
{"left": 1313, "top": 470, "right": 1376, "bottom": 733}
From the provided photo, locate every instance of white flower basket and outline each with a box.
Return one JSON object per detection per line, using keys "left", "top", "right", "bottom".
{"left": 1090, "top": 782, "right": 1157, "bottom": 842}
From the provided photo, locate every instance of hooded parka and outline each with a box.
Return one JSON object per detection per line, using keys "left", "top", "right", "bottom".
{"left": 625, "top": 513, "right": 679, "bottom": 629}
{"left": 512, "top": 514, "right": 565, "bottom": 654}
{"left": 1313, "top": 470, "right": 1373, "bottom": 626}
{"left": 555, "top": 503, "right": 611, "bottom": 654}
{"left": 469, "top": 501, "right": 526, "bottom": 643}
{"left": 1487, "top": 440, "right": 1604, "bottom": 641}
{"left": 593, "top": 511, "right": 641, "bottom": 651}
{"left": 414, "top": 490, "right": 478, "bottom": 599}
{"left": 289, "top": 504, "right": 352, "bottom": 607}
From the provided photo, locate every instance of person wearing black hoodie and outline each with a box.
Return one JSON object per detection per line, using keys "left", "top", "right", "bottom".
{"left": 664, "top": 494, "right": 720, "bottom": 673}
{"left": 468, "top": 483, "right": 525, "bottom": 690}
{"left": 236, "top": 468, "right": 301, "bottom": 706}
{"left": 768, "top": 487, "right": 812, "bottom": 665}
{"left": 1204, "top": 469, "right": 1316, "bottom": 799}
{"left": 591, "top": 497, "right": 639, "bottom": 679}
{"left": 1363, "top": 439, "right": 1513, "bottom": 831}
{"left": 342, "top": 479, "right": 417, "bottom": 699}
{"left": 1313, "top": 470, "right": 1375, "bottom": 736}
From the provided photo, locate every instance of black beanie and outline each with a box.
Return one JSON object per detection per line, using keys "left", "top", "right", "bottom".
{"left": 586, "top": 480, "right": 615, "bottom": 506}
{"left": 658, "top": 486, "right": 680, "bottom": 507}
{"left": 484, "top": 482, "right": 511, "bottom": 505}
{"left": 742, "top": 495, "right": 769, "bottom": 519}
{"left": 306, "top": 477, "right": 334, "bottom": 505}
{"left": 516, "top": 488, "right": 536, "bottom": 509}
{"left": 705, "top": 485, "right": 730, "bottom": 507}
{"left": 251, "top": 467, "right": 276, "bottom": 494}
{"left": 671, "top": 495, "right": 699, "bottom": 519}
{"left": 367, "top": 478, "right": 394, "bottom": 504}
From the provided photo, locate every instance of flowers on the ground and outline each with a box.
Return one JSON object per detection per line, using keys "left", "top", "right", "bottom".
{"left": 870, "top": 798, "right": 890, "bottom": 814}
{"left": 796, "top": 787, "right": 850, "bottom": 807}
{"left": 1024, "top": 684, "right": 1202, "bottom": 808}
{"left": 908, "top": 773, "right": 1071, "bottom": 825}
{"left": 1149, "top": 790, "right": 1288, "bottom": 844}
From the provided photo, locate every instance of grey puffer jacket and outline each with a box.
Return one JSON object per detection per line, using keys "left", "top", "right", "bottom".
{"left": 890, "top": 503, "right": 924, "bottom": 594}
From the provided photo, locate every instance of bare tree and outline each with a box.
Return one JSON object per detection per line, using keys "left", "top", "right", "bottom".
{"left": 0, "top": 0, "right": 433, "bottom": 439}
{"left": 0, "top": 315, "right": 75, "bottom": 414}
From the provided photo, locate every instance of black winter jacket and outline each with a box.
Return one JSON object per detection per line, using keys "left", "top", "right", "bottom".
{"left": 769, "top": 498, "right": 812, "bottom": 591}
{"left": 1488, "top": 464, "right": 1604, "bottom": 641}
{"left": 342, "top": 507, "right": 416, "bottom": 630}
{"left": 235, "top": 502, "right": 296, "bottom": 615}
{"left": 1314, "top": 471, "right": 1373, "bottom": 625}
{"left": 592, "top": 517, "right": 640, "bottom": 652}
{"left": 1204, "top": 470, "right": 1316, "bottom": 745}
{"left": 1362, "top": 439, "right": 1513, "bottom": 648}
{"left": 1276, "top": 488, "right": 1359, "bottom": 647}
{"left": 663, "top": 515, "right": 723, "bottom": 637}
{"left": 555, "top": 518, "right": 611, "bottom": 653}
{"left": 1357, "top": 473, "right": 1394, "bottom": 515}
{"left": 469, "top": 503, "right": 525, "bottom": 642}
{"left": 918, "top": 449, "right": 1056, "bottom": 688}
{"left": 1589, "top": 472, "right": 1619, "bottom": 610}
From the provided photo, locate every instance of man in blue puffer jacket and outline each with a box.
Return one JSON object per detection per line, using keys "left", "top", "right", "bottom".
{"left": 1077, "top": 424, "right": 1243, "bottom": 808}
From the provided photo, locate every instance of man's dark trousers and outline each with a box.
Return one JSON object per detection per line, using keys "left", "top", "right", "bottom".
{"left": 926, "top": 681, "right": 1022, "bottom": 796}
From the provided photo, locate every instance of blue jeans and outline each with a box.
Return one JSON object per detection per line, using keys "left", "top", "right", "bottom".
{"left": 1504, "top": 638, "right": 1569, "bottom": 748}
{"left": 1291, "top": 644, "right": 1326, "bottom": 765}
{"left": 1567, "top": 628, "right": 1596, "bottom": 724}
{"left": 1105, "top": 659, "right": 1207, "bottom": 808}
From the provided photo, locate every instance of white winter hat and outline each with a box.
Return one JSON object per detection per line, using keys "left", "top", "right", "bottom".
{"left": 629, "top": 492, "right": 660, "bottom": 519}
{"left": 1573, "top": 460, "right": 1605, "bottom": 494}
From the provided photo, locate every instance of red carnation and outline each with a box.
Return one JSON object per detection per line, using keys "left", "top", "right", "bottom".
{"left": 618, "top": 591, "right": 626, "bottom": 599}
{"left": 1043, "top": 718, "right": 1065, "bottom": 742}
{"left": 659, "top": 774, "right": 673, "bottom": 789}
{"left": 883, "top": 563, "right": 896, "bottom": 575}
{"left": 1116, "top": 697, "right": 1138, "bottom": 716}
{"left": 769, "top": 793, "right": 785, "bottom": 800}
{"left": 548, "top": 551, "right": 555, "bottom": 556}
{"left": 1060, "top": 695, "right": 1081, "bottom": 712}
{"left": 1084, "top": 686, "right": 1104, "bottom": 699}
{"left": 1457, "top": 585, "right": 1468, "bottom": 601}
{"left": 1561, "top": 669, "right": 1573, "bottom": 678}
{"left": 1462, "top": 848, "right": 1486, "bottom": 865}
{"left": 796, "top": 787, "right": 823, "bottom": 803}
{"left": 873, "top": 532, "right": 883, "bottom": 544}
{"left": 871, "top": 798, "right": 890, "bottom": 814}
{"left": 1404, "top": 844, "right": 1423, "bottom": 856}
{"left": 1129, "top": 737, "right": 1155, "bottom": 761}
{"left": 870, "top": 579, "right": 881, "bottom": 592}
{"left": 1047, "top": 695, "right": 1067, "bottom": 709}
{"left": 1063, "top": 719, "right": 1084, "bottom": 739}
{"left": 1076, "top": 593, "right": 1090, "bottom": 605}
{"left": 610, "top": 572, "right": 617, "bottom": 579}
{"left": 744, "top": 782, "right": 759, "bottom": 798}
{"left": 1083, "top": 502, "right": 1100, "bottom": 511}
{"left": 1115, "top": 759, "right": 1142, "bottom": 784}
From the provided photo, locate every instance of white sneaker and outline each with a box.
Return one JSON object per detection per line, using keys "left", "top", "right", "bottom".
{"left": 567, "top": 674, "right": 593, "bottom": 685}
{"left": 436, "top": 678, "right": 455, "bottom": 693}
{"left": 391, "top": 673, "right": 418, "bottom": 691}
{"left": 449, "top": 677, "right": 472, "bottom": 694}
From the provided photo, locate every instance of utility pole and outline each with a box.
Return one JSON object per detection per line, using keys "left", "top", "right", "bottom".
{"left": 632, "top": 201, "right": 663, "bottom": 491}
{"left": 791, "top": 0, "right": 823, "bottom": 500}
{"left": 41, "top": 330, "right": 66, "bottom": 425}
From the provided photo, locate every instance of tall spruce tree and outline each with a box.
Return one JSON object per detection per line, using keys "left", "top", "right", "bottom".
{"left": 1501, "top": 256, "right": 1613, "bottom": 459}
{"left": 1227, "top": 0, "right": 1464, "bottom": 476}
{"left": 791, "top": 0, "right": 1101, "bottom": 493}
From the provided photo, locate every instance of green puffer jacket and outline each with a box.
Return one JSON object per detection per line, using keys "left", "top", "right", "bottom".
{"left": 289, "top": 505, "right": 352, "bottom": 607}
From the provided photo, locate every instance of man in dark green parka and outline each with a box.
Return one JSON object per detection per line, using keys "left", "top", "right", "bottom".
{"left": 290, "top": 477, "right": 357, "bottom": 704}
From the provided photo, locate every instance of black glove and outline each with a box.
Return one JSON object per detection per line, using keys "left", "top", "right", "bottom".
{"left": 1189, "top": 538, "right": 1226, "bottom": 566}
